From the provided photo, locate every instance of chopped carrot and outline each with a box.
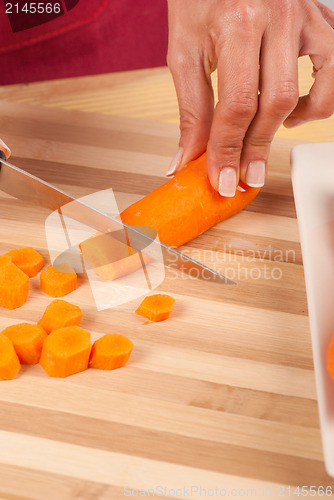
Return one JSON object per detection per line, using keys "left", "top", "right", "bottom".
{"left": 136, "top": 294, "right": 175, "bottom": 322}
{"left": 94, "top": 251, "right": 152, "bottom": 280}
{"left": 6, "top": 247, "right": 44, "bottom": 277}
{"left": 2, "top": 323, "right": 47, "bottom": 365}
{"left": 38, "top": 299, "right": 82, "bottom": 334}
{"left": 0, "top": 262, "right": 29, "bottom": 310}
{"left": 79, "top": 231, "right": 132, "bottom": 268}
{"left": 40, "top": 264, "right": 77, "bottom": 297}
{"left": 39, "top": 326, "right": 91, "bottom": 378}
{"left": 89, "top": 334, "right": 134, "bottom": 370}
{"left": 79, "top": 231, "right": 152, "bottom": 281}
{"left": 327, "top": 335, "right": 334, "bottom": 382}
{"left": 0, "top": 333, "right": 21, "bottom": 380}
{"left": 0, "top": 255, "right": 12, "bottom": 267}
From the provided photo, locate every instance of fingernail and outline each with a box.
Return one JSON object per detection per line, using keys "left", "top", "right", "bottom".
{"left": 218, "top": 167, "right": 237, "bottom": 197}
{"left": 0, "top": 138, "right": 11, "bottom": 159}
{"left": 166, "top": 147, "right": 184, "bottom": 176}
{"left": 245, "top": 161, "right": 265, "bottom": 188}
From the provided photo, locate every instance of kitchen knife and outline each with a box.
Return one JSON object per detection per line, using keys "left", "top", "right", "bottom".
{"left": 0, "top": 152, "right": 235, "bottom": 284}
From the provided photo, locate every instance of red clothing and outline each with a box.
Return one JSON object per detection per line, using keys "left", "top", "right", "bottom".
{"left": 0, "top": 0, "right": 168, "bottom": 85}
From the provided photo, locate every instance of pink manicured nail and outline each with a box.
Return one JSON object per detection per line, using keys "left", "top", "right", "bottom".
{"left": 246, "top": 161, "right": 265, "bottom": 188}
{"left": 0, "top": 138, "right": 11, "bottom": 159}
{"left": 166, "top": 147, "right": 184, "bottom": 176}
{"left": 218, "top": 167, "right": 237, "bottom": 197}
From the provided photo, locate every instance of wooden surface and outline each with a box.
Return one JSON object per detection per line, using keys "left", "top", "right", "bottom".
{"left": 0, "top": 57, "right": 333, "bottom": 499}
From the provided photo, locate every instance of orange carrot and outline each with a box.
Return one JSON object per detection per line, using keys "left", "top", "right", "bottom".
{"left": 39, "top": 326, "right": 91, "bottom": 378}
{"left": 89, "top": 334, "right": 134, "bottom": 370}
{"left": 0, "top": 255, "right": 12, "bottom": 267}
{"left": 80, "top": 152, "right": 260, "bottom": 280}
{"left": 0, "top": 262, "right": 29, "bottom": 310}
{"left": 136, "top": 294, "right": 175, "bottom": 322}
{"left": 80, "top": 231, "right": 131, "bottom": 268}
{"left": 38, "top": 299, "right": 82, "bottom": 334}
{"left": 6, "top": 247, "right": 44, "bottom": 277}
{"left": 40, "top": 264, "right": 77, "bottom": 297}
{"left": 0, "top": 333, "right": 21, "bottom": 380}
{"left": 2, "top": 323, "right": 47, "bottom": 365}
{"left": 79, "top": 230, "right": 153, "bottom": 280}
{"left": 121, "top": 152, "right": 260, "bottom": 247}
{"left": 327, "top": 335, "right": 334, "bottom": 382}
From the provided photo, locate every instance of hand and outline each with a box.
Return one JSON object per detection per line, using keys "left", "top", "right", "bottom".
{"left": 0, "top": 138, "right": 11, "bottom": 159}
{"left": 166, "top": 0, "right": 334, "bottom": 196}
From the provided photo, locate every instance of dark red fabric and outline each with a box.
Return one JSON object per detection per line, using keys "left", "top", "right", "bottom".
{"left": 0, "top": 0, "right": 168, "bottom": 85}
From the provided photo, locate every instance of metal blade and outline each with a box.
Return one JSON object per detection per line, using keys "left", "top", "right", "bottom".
{"left": 0, "top": 157, "right": 235, "bottom": 284}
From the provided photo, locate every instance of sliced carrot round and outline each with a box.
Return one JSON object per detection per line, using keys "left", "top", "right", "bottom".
{"left": 40, "top": 326, "right": 91, "bottom": 378}
{"left": 38, "top": 299, "right": 82, "bottom": 334}
{"left": 89, "top": 334, "right": 134, "bottom": 370}
{"left": 0, "top": 262, "right": 29, "bottom": 310}
{"left": 6, "top": 247, "right": 44, "bottom": 277}
{"left": 40, "top": 264, "right": 77, "bottom": 297}
{"left": 0, "top": 333, "right": 21, "bottom": 380}
{"left": 2, "top": 323, "right": 47, "bottom": 365}
{"left": 136, "top": 294, "right": 175, "bottom": 322}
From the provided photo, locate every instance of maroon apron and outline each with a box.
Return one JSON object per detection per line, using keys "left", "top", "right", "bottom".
{"left": 0, "top": 0, "right": 168, "bottom": 84}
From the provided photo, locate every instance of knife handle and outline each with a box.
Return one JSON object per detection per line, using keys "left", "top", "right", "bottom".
{"left": 0, "top": 139, "right": 11, "bottom": 160}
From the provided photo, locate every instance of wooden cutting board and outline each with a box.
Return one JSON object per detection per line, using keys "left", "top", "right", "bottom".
{"left": 0, "top": 100, "right": 332, "bottom": 499}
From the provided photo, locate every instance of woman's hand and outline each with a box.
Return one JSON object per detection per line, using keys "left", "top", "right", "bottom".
{"left": 166, "top": 0, "right": 334, "bottom": 196}
{"left": 0, "top": 138, "right": 11, "bottom": 159}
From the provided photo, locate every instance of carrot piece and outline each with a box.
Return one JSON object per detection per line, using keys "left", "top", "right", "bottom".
{"left": 0, "top": 255, "right": 12, "bottom": 267}
{"left": 79, "top": 231, "right": 152, "bottom": 280}
{"left": 327, "top": 334, "right": 334, "bottom": 382}
{"left": 121, "top": 152, "right": 260, "bottom": 247}
{"left": 5, "top": 247, "right": 44, "bottom": 277}
{"left": 0, "top": 262, "right": 29, "bottom": 310}
{"left": 136, "top": 294, "right": 175, "bottom": 322}
{"left": 79, "top": 231, "right": 132, "bottom": 268}
{"left": 2, "top": 323, "right": 47, "bottom": 365}
{"left": 0, "top": 333, "right": 21, "bottom": 380}
{"left": 89, "top": 334, "right": 134, "bottom": 370}
{"left": 40, "top": 326, "right": 91, "bottom": 378}
{"left": 40, "top": 264, "right": 77, "bottom": 297}
{"left": 38, "top": 299, "right": 83, "bottom": 335}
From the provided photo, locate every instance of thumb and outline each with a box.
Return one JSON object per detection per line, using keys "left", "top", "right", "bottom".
{"left": 166, "top": 55, "right": 214, "bottom": 175}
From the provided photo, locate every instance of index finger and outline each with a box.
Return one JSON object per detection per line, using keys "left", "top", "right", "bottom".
{"left": 206, "top": 14, "right": 263, "bottom": 196}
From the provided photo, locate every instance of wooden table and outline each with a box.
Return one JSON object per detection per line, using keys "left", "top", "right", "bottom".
{"left": 0, "top": 57, "right": 333, "bottom": 499}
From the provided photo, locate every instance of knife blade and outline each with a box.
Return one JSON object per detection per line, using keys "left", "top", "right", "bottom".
{"left": 0, "top": 153, "right": 235, "bottom": 284}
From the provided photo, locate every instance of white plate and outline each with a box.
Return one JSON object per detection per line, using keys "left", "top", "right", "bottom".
{"left": 291, "top": 142, "right": 334, "bottom": 477}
